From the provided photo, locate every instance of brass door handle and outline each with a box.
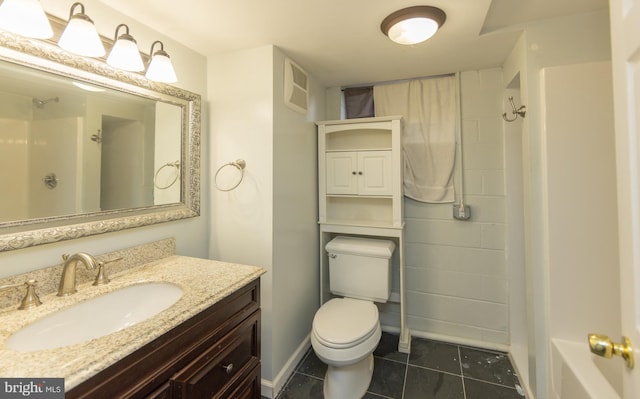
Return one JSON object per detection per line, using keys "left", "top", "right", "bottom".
{"left": 588, "top": 333, "right": 634, "bottom": 369}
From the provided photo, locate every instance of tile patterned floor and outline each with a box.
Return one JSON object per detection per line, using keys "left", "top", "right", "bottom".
{"left": 270, "top": 333, "right": 526, "bottom": 399}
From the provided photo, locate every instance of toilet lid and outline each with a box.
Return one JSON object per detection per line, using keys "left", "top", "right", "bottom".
{"left": 313, "top": 298, "right": 379, "bottom": 349}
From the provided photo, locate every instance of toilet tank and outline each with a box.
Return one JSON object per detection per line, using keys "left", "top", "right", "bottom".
{"left": 326, "top": 236, "right": 395, "bottom": 303}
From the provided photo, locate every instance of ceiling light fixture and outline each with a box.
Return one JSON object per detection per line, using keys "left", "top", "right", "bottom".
{"left": 381, "top": 6, "right": 446, "bottom": 45}
{"left": 106, "top": 23, "right": 144, "bottom": 72}
{"left": 58, "top": 2, "right": 105, "bottom": 57}
{"left": 0, "top": 0, "right": 53, "bottom": 39}
{"left": 145, "top": 41, "right": 177, "bottom": 83}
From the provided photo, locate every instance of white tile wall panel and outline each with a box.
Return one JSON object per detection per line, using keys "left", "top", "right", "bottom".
{"left": 378, "top": 68, "right": 508, "bottom": 346}
{"left": 407, "top": 292, "right": 507, "bottom": 331}
{"left": 462, "top": 142, "right": 505, "bottom": 170}
{"left": 404, "top": 199, "right": 454, "bottom": 220}
{"left": 462, "top": 196, "right": 506, "bottom": 222}
{"left": 405, "top": 219, "right": 482, "bottom": 247}
{"left": 405, "top": 243, "right": 505, "bottom": 276}
{"left": 481, "top": 223, "right": 506, "bottom": 250}
{"left": 406, "top": 267, "right": 507, "bottom": 303}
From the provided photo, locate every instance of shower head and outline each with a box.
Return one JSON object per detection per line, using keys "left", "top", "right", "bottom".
{"left": 32, "top": 97, "right": 59, "bottom": 109}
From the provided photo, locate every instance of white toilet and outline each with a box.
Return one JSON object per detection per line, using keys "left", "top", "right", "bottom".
{"left": 311, "top": 236, "right": 395, "bottom": 399}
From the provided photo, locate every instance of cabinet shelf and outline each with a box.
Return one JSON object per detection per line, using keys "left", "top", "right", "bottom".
{"left": 325, "top": 194, "right": 392, "bottom": 199}
{"left": 325, "top": 147, "right": 393, "bottom": 153}
{"left": 319, "top": 219, "right": 403, "bottom": 229}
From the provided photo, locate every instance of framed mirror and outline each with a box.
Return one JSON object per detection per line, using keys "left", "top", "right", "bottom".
{"left": 0, "top": 24, "right": 201, "bottom": 252}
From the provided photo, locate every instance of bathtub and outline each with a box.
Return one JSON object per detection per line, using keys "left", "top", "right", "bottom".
{"left": 551, "top": 338, "right": 622, "bottom": 399}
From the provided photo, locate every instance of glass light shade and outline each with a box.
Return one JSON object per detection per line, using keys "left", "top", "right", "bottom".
{"left": 72, "top": 81, "right": 105, "bottom": 92}
{"left": 107, "top": 37, "right": 144, "bottom": 72}
{"left": 146, "top": 52, "right": 177, "bottom": 83}
{"left": 59, "top": 16, "right": 105, "bottom": 57}
{"left": 0, "top": 0, "right": 53, "bottom": 39}
{"left": 387, "top": 17, "right": 439, "bottom": 45}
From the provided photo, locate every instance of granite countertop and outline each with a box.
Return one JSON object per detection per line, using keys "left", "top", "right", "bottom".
{"left": 0, "top": 255, "right": 265, "bottom": 390}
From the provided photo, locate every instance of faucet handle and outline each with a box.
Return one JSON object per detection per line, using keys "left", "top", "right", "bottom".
{"left": 93, "top": 257, "right": 122, "bottom": 286}
{"left": 0, "top": 279, "right": 42, "bottom": 310}
{"left": 19, "top": 280, "right": 42, "bottom": 310}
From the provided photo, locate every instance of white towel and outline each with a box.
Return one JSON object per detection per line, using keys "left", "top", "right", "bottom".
{"left": 374, "top": 76, "right": 456, "bottom": 203}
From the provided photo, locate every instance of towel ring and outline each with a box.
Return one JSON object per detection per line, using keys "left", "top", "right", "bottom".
{"left": 215, "top": 159, "right": 246, "bottom": 191}
{"left": 154, "top": 161, "right": 180, "bottom": 189}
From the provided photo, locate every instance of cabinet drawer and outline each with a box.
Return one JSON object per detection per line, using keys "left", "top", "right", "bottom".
{"left": 219, "top": 363, "right": 260, "bottom": 399}
{"left": 172, "top": 310, "right": 260, "bottom": 398}
{"left": 145, "top": 382, "right": 170, "bottom": 399}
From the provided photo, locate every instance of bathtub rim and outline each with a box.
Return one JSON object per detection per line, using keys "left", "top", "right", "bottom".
{"left": 551, "top": 337, "right": 622, "bottom": 399}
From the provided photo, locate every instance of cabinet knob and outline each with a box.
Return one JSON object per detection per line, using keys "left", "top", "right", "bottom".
{"left": 352, "top": 171, "right": 357, "bottom": 175}
{"left": 358, "top": 171, "right": 363, "bottom": 175}
{"left": 222, "top": 363, "right": 234, "bottom": 374}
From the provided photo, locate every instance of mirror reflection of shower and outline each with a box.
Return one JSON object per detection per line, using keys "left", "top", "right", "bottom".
{"left": 32, "top": 97, "right": 59, "bottom": 109}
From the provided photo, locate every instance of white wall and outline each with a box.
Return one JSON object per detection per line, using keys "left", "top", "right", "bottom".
{"left": 502, "top": 10, "right": 612, "bottom": 399}
{"left": 0, "top": 119, "right": 29, "bottom": 221}
{"left": 208, "top": 45, "right": 323, "bottom": 397}
{"left": 154, "top": 103, "right": 182, "bottom": 205}
{"left": 503, "top": 83, "right": 528, "bottom": 390}
{"left": 272, "top": 48, "right": 322, "bottom": 385}
{"left": 543, "top": 61, "right": 619, "bottom": 342}
{"left": 377, "top": 69, "right": 510, "bottom": 346}
{"left": 29, "top": 117, "right": 81, "bottom": 218}
{"left": 0, "top": 0, "right": 209, "bottom": 278}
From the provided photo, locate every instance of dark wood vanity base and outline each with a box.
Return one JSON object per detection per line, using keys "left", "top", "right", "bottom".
{"left": 67, "top": 279, "right": 261, "bottom": 399}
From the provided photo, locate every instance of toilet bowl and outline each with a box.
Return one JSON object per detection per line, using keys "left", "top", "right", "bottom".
{"left": 311, "top": 297, "right": 382, "bottom": 399}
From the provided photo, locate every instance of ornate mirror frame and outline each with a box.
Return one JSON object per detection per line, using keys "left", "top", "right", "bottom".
{"left": 0, "top": 26, "right": 201, "bottom": 252}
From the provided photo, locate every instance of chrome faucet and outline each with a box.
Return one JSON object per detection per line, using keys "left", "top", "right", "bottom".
{"left": 57, "top": 252, "right": 99, "bottom": 296}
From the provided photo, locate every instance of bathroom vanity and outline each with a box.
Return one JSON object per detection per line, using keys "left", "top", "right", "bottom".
{"left": 68, "top": 278, "right": 261, "bottom": 398}
{"left": 0, "top": 249, "right": 265, "bottom": 398}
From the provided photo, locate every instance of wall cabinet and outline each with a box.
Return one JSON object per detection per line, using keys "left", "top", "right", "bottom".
{"left": 316, "top": 116, "right": 410, "bottom": 353}
{"left": 67, "top": 280, "right": 261, "bottom": 399}
{"left": 325, "top": 151, "right": 392, "bottom": 196}
{"left": 318, "top": 116, "right": 403, "bottom": 228}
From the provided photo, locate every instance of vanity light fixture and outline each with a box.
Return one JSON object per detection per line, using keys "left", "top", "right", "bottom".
{"left": 72, "top": 81, "right": 105, "bottom": 92}
{"left": 146, "top": 40, "right": 178, "bottom": 83}
{"left": 58, "top": 2, "right": 105, "bottom": 57}
{"left": 106, "top": 23, "right": 144, "bottom": 72}
{"left": 381, "top": 6, "right": 446, "bottom": 45}
{"left": 0, "top": 0, "right": 53, "bottom": 39}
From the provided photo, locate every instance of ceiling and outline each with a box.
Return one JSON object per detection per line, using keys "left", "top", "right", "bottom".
{"left": 98, "top": 0, "right": 608, "bottom": 87}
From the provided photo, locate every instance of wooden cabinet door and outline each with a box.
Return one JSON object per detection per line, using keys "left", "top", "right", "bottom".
{"left": 326, "top": 152, "right": 357, "bottom": 194}
{"left": 326, "top": 151, "right": 392, "bottom": 196}
{"left": 358, "top": 151, "right": 392, "bottom": 196}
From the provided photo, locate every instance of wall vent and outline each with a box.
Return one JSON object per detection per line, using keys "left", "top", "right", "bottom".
{"left": 284, "top": 58, "right": 308, "bottom": 114}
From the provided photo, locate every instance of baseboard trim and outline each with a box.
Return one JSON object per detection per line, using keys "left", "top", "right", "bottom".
{"left": 380, "top": 324, "right": 510, "bottom": 353}
{"left": 261, "top": 335, "right": 312, "bottom": 398}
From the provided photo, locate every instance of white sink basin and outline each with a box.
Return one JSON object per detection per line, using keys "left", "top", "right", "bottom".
{"left": 5, "top": 282, "right": 183, "bottom": 352}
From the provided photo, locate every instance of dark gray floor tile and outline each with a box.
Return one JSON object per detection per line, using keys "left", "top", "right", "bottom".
{"left": 464, "top": 378, "right": 525, "bottom": 399}
{"left": 459, "top": 347, "right": 519, "bottom": 387}
{"left": 297, "top": 349, "right": 327, "bottom": 379}
{"left": 367, "top": 357, "right": 407, "bottom": 399}
{"left": 275, "top": 372, "right": 324, "bottom": 399}
{"left": 374, "top": 332, "right": 409, "bottom": 363}
{"left": 409, "top": 338, "right": 461, "bottom": 375}
{"left": 403, "top": 365, "right": 464, "bottom": 399}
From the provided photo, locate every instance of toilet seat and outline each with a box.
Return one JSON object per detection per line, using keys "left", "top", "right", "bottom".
{"left": 313, "top": 298, "right": 378, "bottom": 349}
